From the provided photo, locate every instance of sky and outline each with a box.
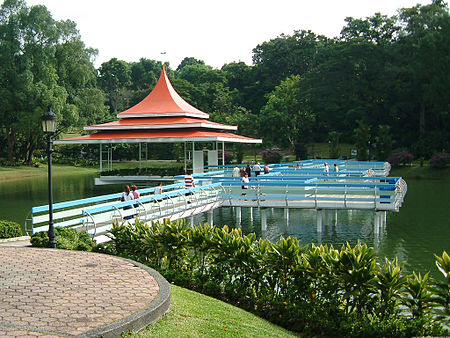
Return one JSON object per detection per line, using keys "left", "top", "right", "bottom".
{"left": 27, "top": 0, "right": 430, "bottom": 69}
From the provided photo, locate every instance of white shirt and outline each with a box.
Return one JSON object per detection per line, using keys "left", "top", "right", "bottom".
{"left": 232, "top": 167, "right": 240, "bottom": 177}
{"left": 122, "top": 192, "right": 133, "bottom": 201}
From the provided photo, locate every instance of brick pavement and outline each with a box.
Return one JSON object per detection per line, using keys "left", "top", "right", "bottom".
{"left": 0, "top": 247, "right": 170, "bottom": 337}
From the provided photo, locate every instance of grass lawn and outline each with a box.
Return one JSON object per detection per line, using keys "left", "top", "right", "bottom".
{"left": 241, "top": 143, "right": 354, "bottom": 164}
{"left": 128, "top": 285, "right": 296, "bottom": 338}
{"left": 0, "top": 164, "right": 97, "bottom": 183}
{"left": 390, "top": 165, "right": 450, "bottom": 180}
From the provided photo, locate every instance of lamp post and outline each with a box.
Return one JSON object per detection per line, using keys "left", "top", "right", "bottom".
{"left": 42, "top": 107, "right": 57, "bottom": 248}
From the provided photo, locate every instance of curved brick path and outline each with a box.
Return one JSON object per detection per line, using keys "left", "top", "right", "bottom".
{"left": 0, "top": 247, "right": 170, "bottom": 337}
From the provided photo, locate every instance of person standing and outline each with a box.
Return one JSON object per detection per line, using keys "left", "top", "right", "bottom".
{"left": 131, "top": 185, "right": 140, "bottom": 199}
{"left": 334, "top": 163, "right": 339, "bottom": 173}
{"left": 253, "top": 162, "right": 261, "bottom": 176}
{"left": 245, "top": 164, "right": 252, "bottom": 177}
{"left": 232, "top": 165, "right": 240, "bottom": 177}
{"left": 154, "top": 182, "right": 163, "bottom": 195}
{"left": 264, "top": 164, "right": 270, "bottom": 174}
{"left": 131, "top": 185, "right": 140, "bottom": 208}
{"left": 240, "top": 167, "right": 246, "bottom": 177}
{"left": 324, "top": 162, "right": 330, "bottom": 175}
{"left": 185, "top": 173, "right": 195, "bottom": 188}
{"left": 121, "top": 185, "right": 134, "bottom": 202}
{"left": 121, "top": 185, "right": 134, "bottom": 219}
{"left": 241, "top": 174, "right": 249, "bottom": 197}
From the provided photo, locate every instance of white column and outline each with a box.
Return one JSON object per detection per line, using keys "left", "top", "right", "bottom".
{"left": 184, "top": 142, "right": 187, "bottom": 173}
{"left": 222, "top": 142, "right": 225, "bottom": 165}
{"left": 190, "top": 216, "right": 194, "bottom": 227}
{"left": 139, "top": 143, "right": 142, "bottom": 171}
{"left": 99, "top": 144, "right": 102, "bottom": 173}
{"left": 249, "top": 207, "right": 253, "bottom": 222}
{"left": 207, "top": 210, "right": 214, "bottom": 226}
{"left": 284, "top": 208, "right": 289, "bottom": 222}
{"left": 261, "top": 208, "right": 267, "bottom": 231}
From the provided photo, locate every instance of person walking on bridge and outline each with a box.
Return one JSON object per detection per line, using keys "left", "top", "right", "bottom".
{"left": 185, "top": 173, "right": 195, "bottom": 188}
{"left": 232, "top": 165, "right": 240, "bottom": 177}
{"left": 184, "top": 173, "right": 195, "bottom": 203}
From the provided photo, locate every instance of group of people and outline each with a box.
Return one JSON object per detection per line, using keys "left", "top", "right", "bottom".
{"left": 121, "top": 183, "right": 165, "bottom": 202}
{"left": 323, "top": 162, "right": 339, "bottom": 175}
{"left": 121, "top": 185, "right": 140, "bottom": 202}
{"left": 232, "top": 163, "right": 270, "bottom": 178}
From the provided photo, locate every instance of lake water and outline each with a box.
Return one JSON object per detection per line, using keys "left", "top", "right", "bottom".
{"left": 0, "top": 167, "right": 448, "bottom": 279}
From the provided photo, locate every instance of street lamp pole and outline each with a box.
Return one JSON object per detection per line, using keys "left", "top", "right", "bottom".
{"left": 42, "top": 107, "right": 57, "bottom": 248}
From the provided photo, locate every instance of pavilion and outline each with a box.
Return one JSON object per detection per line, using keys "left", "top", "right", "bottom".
{"left": 55, "top": 66, "right": 262, "bottom": 175}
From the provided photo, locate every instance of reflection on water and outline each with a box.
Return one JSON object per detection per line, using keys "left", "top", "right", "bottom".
{"left": 198, "top": 178, "right": 450, "bottom": 279}
{"left": 0, "top": 170, "right": 448, "bottom": 279}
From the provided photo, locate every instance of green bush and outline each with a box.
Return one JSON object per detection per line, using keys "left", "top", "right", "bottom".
{"left": 105, "top": 220, "right": 449, "bottom": 337}
{"left": 30, "top": 227, "right": 95, "bottom": 251}
{"left": 0, "top": 220, "right": 23, "bottom": 239}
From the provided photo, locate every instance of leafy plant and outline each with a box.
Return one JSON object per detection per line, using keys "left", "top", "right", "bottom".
{"left": 429, "top": 153, "right": 450, "bottom": 169}
{"left": 0, "top": 220, "right": 22, "bottom": 239}
{"left": 431, "top": 251, "right": 450, "bottom": 323}
{"left": 30, "top": 227, "right": 95, "bottom": 251}
{"left": 386, "top": 151, "right": 414, "bottom": 167}
{"left": 104, "top": 220, "right": 449, "bottom": 337}
{"left": 260, "top": 149, "right": 282, "bottom": 164}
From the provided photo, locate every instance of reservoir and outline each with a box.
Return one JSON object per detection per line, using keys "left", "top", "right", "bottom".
{"left": 0, "top": 166, "right": 448, "bottom": 279}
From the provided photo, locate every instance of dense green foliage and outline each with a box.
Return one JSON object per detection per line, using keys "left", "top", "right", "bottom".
{"left": 30, "top": 227, "right": 95, "bottom": 250}
{"left": 0, "top": 220, "right": 22, "bottom": 238}
{"left": 1, "top": 0, "right": 448, "bottom": 165}
{"left": 96, "top": 219, "right": 449, "bottom": 336}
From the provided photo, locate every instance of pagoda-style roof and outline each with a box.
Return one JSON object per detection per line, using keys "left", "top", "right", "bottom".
{"left": 56, "top": 66, "right": 261, "bottom": 145}
{"left": 117, "top": 66, "right": 209, "bottom": 119}
{"left": 84, "top": 117, "right": 237, "bottom": 131}
{"left": 55, "top": 130, "right": 261, "bottom": 144}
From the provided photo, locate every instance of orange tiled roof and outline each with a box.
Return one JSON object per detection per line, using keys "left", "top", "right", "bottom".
{"left": 85, "top": 117, "right": 237, "bottom": 131}
{"left": 117, "top": 66, "right": 209, "bottom": 119}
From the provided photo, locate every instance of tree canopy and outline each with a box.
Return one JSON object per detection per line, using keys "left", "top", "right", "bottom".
{"left": 1, "top": 0, "right": 448, "bottom": 164}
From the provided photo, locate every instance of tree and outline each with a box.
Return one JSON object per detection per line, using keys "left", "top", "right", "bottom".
{"left": 353, "top": 120, "right": 371, "bottom": 161}
{"left": 260, "top": 75, "right": 315, "bottom": 159}
{"left": 176, "top": 56, "right": 205, "bottom": 72}
{"left": 0, "top": 0, "right": 103, "bottom": 164}
{"left": 374, "top": 125, "right": 393, "bottom": 161}
{"left": 129, "top": 58, "right": 162, "bottom": 91}
{"left": 98, "top": 58, "right": 131, "bottom": 113}
{"left": 251, "top": 30, "right": 329, "bottom": 113}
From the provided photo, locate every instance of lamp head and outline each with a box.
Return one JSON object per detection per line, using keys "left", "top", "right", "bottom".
{"left": 42, "top": 106, "right": 57, "bottom": 134}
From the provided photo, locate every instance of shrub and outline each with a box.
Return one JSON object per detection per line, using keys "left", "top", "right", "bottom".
{"left": 30, "top": 227, "right": 95, "bottom": 251}
{"left": 386, "top": 151, "right": 414, "bottom": 167}
{"left": 429, "top": 153, "right": 450, "bottom": 169}
{"left": 105, "top": 220, "right": 449, "bottom": 337}
{"left": 0, "top": 220, "right": 22, "bottom": 239}
{"left": 260, "top": 149, "right": 282, "bottom": 164}
{"left": 218, "top": 151, "right": 233, "bottom": 165}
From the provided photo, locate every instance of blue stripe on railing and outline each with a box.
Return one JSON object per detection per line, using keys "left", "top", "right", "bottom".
{"left": 82, "top": 183, "right": 222, "bottom": 215}
{"left": 32, "top": 182, "right": 185, "bottom": 213}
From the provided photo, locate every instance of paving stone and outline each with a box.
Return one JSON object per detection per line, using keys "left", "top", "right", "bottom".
{"left": 0, "top": 247, "right": 165, "bottom": 337}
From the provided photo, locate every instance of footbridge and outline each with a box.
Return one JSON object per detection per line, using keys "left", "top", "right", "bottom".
{"left": 26, "top": 160, "right": 406, "bottom": 243}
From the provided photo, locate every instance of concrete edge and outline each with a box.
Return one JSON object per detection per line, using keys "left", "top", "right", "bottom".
{"left": 80, "top": 256, "right": 171, "bottom": 338}
{"left": 0, "top": 236, "right": 30, "bottom": 243}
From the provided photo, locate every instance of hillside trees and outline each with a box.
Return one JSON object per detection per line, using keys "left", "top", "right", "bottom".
{"left": 0, "top": 0, "right": 106, "bottom": 164}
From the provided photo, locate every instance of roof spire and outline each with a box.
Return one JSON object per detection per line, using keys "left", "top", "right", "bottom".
{"left": 117, "top": 66, "right": 209, "bottom": 119}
